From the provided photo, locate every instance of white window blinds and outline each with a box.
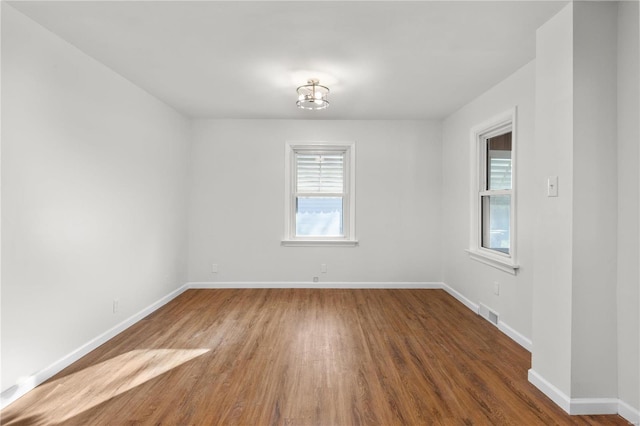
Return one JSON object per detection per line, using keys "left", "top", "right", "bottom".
{"left": 295, "top": 153, "right": 344, "bottom": 193}
{"left": 488, "top": 154, "right": 512, "bottom": 190}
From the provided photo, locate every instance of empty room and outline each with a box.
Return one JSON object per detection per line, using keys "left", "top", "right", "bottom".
{"left": 1, "top": 0, "right": 639, "bottom": 424}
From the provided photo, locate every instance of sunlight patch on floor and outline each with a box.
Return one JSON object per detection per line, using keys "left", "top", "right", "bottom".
{"left": 3, "top": 348, "right": 209, "bottom": 425}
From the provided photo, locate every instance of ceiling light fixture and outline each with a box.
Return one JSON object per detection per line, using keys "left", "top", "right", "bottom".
{"left": 296, "top": 79, "right": 329, "bottom": 110}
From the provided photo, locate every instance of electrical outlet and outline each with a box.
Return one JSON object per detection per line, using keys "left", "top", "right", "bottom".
{"left": 321, "top": 264, "right": 327, "bottom": 273}
{"left": 493, "top": 282, "right": 500, "bottom": 296}
{"left": 212, "top": 263, "right": 218, "bottom": 273}
{"left": 113, "top": 299, "right": 119, "bottom": 313}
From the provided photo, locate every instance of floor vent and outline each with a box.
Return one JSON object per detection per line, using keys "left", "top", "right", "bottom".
{"left": 478, "top": 303, "right": 499, "bottom": 326}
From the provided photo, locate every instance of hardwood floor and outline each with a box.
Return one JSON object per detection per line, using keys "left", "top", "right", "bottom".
{"left": 1, "top": 289, "right": 630, "bottom": 425}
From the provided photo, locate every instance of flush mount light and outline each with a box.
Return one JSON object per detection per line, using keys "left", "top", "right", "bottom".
{"left": 296, "top": 79, "right": 329, "bottom": 110}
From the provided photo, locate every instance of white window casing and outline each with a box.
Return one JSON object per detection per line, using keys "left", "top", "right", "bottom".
{"left": 282, "top": 141, "right": 357, "bottom": 247}
{"left": 467, "top": 108, "right": 519, "bottom": 274}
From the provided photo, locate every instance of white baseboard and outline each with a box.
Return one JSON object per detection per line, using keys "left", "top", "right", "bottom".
{"left": 498, "top": 320, "right": 533, "bottom": 352}
{"left": 619, "top": 399, "right": 640, "bottom": 425}
{"left": 528, "top": 368, "right": 571, "bottom": 413}
{"left": 528, "top": 369, "right": 626, "bottom": 417}
{"left": 439, "top": 283, "right": 533, "bottom": 353}
{"left": 0, "top": 284, "right": 188, "bottom": 410}
{"left": 570, "top": 398, "right": 619, "bottom": 415}
{"left": 187, "top": 281, "right": 443, "bottom": 289}
{"left": 440, "top": 282, "right": 480, "bottom": 314}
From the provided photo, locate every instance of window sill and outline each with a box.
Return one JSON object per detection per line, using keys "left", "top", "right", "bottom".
{"left": 281, "top": 240, "right": 359, "bottom": 247}
{"left": 465, "top": 249, "right": 519, "bottom": 275}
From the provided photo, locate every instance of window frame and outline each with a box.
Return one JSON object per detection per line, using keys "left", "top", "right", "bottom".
{"left": 282, "top": 141, "right": 357, "bottom": 247}
{"left": 467, "top": 108, "right": 519, "bottom": 274}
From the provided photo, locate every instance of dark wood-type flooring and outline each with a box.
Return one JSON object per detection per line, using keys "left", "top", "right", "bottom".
{"left": 1, "top": 289, "right": 630, "bottom": 425}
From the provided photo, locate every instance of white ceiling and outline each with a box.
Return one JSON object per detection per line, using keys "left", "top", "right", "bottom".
{"left": 8, "top": 1, "right": 567, "bottom": 120}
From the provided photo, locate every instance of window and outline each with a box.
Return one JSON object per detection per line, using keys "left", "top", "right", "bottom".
{"left": 482, "top": 132, "right": 512, "bottom": 254}
{"left": 283, "top": 142, "right": 356, "bottom": 246}
{"left": 467, "top": 108, "right": 518, "bottom": 274}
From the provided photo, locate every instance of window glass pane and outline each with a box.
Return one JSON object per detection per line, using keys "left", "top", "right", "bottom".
{"left": 296, "top": 153, "right": 344, "bottom": 193}
{"left": 486, "top": 132, "right": 512, "bottom": 190}
{"left": 296, "top": 197, "right": 343, "bottom": 237}
{"left": 481, "top": 195, "right": 510, "bottom": 254}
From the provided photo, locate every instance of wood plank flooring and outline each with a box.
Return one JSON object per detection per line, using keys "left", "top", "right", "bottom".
{"left": 1, "top": 289, "right": 630, "bottom": 425}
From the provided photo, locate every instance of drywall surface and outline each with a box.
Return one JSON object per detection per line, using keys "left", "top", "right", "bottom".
{"left": 532, "top": 1, "right": 627, "bottom": 403}
{"left": 441, "top": 61, "right": 536, "bottom": 342}
{"left": 531, "top": 3, "right": 575, "bottom": 397}
{"left": 1, "top": 5, "right": 191, "bottom": 391}
{"left": 188, "top": 119, "right": 441, "bottom": 283}
{"left": 617, "top": 0, "right": 640, "bottom": 413}
{"left": 571, "top": 1, "right": 619, "bottom": 399}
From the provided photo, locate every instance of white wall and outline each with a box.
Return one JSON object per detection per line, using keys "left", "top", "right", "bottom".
{"left": 188, "top": 119, "right": 442, "bottom": 284}
{"left": 1, "top": 4, "right": 191, "bottom": 392}
{"left": 617, "top": 0, "right": 640, "bottom": 414}
{"left": 531, "top": 3, "right": 575, "bottom": 398}
{"left": 441, "top": 61, "right": 536, "bottom": 342}
{"left": 571, "top": 1, "right": 618, "bottom": 399}
{"left": 531, "top": 1, "right": 622, "bottom": 406}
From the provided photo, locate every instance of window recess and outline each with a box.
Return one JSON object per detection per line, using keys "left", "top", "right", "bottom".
{"left": 467, "top": 108, "right": 519, "bottom": 274}
{"left": 282, "top": 142, "right": 357, "bottom": 247}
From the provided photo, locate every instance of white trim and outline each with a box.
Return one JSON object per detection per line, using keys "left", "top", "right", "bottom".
{"left": 440, "top": 282, "right": 480, "bottom": 314}
{"left": 281, "top": 239, "right": 359, "bottom": 247}
{"left": 569, "top": 398, "right": 619, "bottom": 415}
{"left": 440, "top": 283, "right": 533, "bottom": 352}
{"left": 0, "top": 284, "right": 188, "bottom": 410}
{"left": 528, "top": 369, "right": 571, "bottom": 413}
{"left": 187, "top": 281, "right": 443, "bottom": 289}
{"left": 528, "top": 369, "right": 622, "bottom": 416}
{"left": 469, "top": 107, "right": 518, "bottom": 273}
{"left": 619, "top": 399, "right": 640, "bottom": 425}
{"left": 497, "top": 320, "right": 533, "bottom": 352}
{"left": 466, "top": 249, "right": 519, "bottom": 275}
{"left": 284, "top": 141, "right": 357, "bottom": 244}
